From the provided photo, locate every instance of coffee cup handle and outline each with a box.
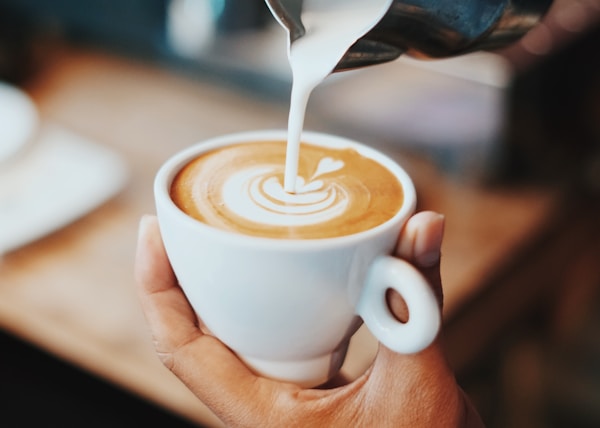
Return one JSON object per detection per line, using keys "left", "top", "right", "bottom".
{"left": 357, "top": 256, "right": 441, "bottom": 354}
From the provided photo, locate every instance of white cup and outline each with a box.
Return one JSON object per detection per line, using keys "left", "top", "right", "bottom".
{"left": 154, "top": 130, "right": 440, "bottom": 387}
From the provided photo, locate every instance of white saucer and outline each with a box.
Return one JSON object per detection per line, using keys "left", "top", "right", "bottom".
{"left": 0, "top": 123, "right": 129, "bottom": 255}
{"left": 0, "top": 82, "right": 38, "bottom": 165}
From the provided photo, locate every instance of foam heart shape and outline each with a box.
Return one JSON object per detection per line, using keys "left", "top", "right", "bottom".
{"left": 312, "top": 157, "right": 344, "bottom": 179}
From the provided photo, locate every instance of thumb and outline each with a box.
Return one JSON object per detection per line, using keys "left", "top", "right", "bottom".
{"left": 362, "top": 212, "right": 464, "bottom": 424}
{"left": 388, "top": 211, "right": 445, "bottom": 322}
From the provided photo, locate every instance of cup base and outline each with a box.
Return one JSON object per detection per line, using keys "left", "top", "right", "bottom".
{"left": 241, "top": 344, "right": 349, "bottom": 388}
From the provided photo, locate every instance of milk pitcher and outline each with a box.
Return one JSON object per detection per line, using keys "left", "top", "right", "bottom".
{"left": 265, "top": 0, "right": 553, "bottom": 71}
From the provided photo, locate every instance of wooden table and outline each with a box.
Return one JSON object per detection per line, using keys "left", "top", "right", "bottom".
{"left": 0, "top": 47, "right": 559, "bottom": 427}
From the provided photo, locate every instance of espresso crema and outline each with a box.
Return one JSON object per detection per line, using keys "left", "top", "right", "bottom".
{"left": 170, "top": 141, "right": 403, "bottom": 239}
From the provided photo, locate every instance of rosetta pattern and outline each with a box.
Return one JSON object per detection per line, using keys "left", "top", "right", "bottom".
{"left": 218, "top": 157, "right": 348, "bottom": 227}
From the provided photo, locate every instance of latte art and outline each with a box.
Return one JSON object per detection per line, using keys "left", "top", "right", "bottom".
{"left": 171, "top": 141, "right": 403, "bottom": 239}
{"left": 222, "top": 157, "right": 354, "bottom": 227}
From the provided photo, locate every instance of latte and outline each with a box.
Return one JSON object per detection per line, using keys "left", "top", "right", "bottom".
{"left": 170, "top": 140, "right": 403, "bottom": 239}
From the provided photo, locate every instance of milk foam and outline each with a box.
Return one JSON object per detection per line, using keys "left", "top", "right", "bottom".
{"left": 284, "top": 0, "right": 393, "bottom": 193}
{"left": 221, "top": 158, "right": 348, "bottom": 227}
{"left": 170, "top": 141, "right": 403, "bottom": 239}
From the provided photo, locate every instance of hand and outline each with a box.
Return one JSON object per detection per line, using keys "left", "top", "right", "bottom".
{"left": 135, "top": 212, "right": 484, "bottom": 427}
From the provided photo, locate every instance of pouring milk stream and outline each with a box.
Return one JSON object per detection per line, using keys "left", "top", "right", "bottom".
{"left": 274, "top": 0, "right": 393, "bottom": 193}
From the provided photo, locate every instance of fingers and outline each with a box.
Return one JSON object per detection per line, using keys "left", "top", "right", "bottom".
{"left": 395, "top": 211, "right": 444, "bottom": 306}
{"left": 366, "top": 213, "right": 462, "bottom": 425}
{"left": 134, "top": 215, "right": 202, "bottom": 368}
{"left": 375, "top": 211, "right": 447, "bottom": 364}
{"left": 134, "top": 216, "right": 294, "bottom": 425}
{"left": 396, "top": 211, "right": 444, "bottom": 268}
{"left": 135, "top": 215, "right": 177, "bottom": 295}
{"left": 378, "top": 211, "right": 445, "bottom": 370}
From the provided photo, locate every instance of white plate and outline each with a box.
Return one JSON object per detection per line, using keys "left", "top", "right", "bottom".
{"left": 0, "top": 82, "right": 38, "bottom": 164}
{"left": 0, "top": 123, "right": 129, "bottom": 254}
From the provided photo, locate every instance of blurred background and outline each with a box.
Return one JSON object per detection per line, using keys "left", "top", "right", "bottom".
{"left": 0, "top": 0, "right": 599, "bottom": 427}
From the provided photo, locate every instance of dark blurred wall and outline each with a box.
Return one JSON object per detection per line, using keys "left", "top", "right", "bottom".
{"left": 0, "top": 0, "right": 168, "bottom": 50}
{"left": 0, "top": 0, "right": 168, "bottom": 83}
{"left": 498, "top": 26, "right": 600, "bottom": 190}
{"left": 0, "top": 0, "right": 271, "bottom": 86}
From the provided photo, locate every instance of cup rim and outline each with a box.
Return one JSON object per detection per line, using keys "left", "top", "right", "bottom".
{"left": 155, "top": 129, "right": 417, "bottom": 249}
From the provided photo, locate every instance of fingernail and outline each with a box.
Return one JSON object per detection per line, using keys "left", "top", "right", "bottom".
{"left": 137, "top": 214, "right": 155, "bottom": 248}
{"left": 415, "top": 214, "right": 445, "bottom": 268}
{"left": 396, "top": 232, "right": 413, "bottom": 259}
